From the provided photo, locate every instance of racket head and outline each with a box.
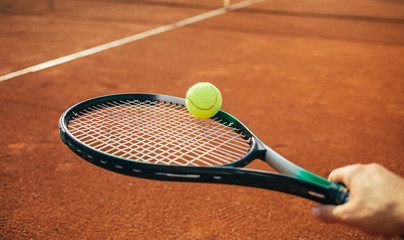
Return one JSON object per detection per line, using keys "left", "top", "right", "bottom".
{"left": 59, "top": 93, "right": 262, "bottom": 177}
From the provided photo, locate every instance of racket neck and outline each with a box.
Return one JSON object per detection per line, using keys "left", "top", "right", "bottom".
{"left": 261, "top": 144, "right": 331, "bottom": 188}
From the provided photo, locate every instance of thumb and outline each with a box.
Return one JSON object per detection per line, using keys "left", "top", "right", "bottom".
{"left": 311, "top": 205, "right": 342, "bottom": 223}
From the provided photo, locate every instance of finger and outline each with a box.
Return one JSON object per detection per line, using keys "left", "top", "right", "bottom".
{"left": 311, "top": 205, "right": 344, "bottom": 223}
{"left": 328, "top": 164, "right": 362, "bottom": 185}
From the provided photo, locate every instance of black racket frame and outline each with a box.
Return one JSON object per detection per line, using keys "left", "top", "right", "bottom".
{"left": 59, "top": 93, "right": 349, "bottom": 204}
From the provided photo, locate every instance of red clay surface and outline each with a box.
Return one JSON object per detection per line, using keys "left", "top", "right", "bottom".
{"left": 1, "top": 0, "right": 404, "bottom": 239}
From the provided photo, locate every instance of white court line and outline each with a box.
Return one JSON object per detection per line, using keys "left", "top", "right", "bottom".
{"left": 0, "top": 0, "right": 265, "bottom": 82}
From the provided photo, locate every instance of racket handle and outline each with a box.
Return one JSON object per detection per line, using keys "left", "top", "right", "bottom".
{"left": 327, "top": 183, "right": 350, "bottom": 205}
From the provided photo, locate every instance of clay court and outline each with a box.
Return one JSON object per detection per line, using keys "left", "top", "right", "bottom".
{"left": 1, "top": 0, "right": 404, "bottom": 239}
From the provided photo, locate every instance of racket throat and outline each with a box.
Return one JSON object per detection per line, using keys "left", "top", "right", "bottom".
{"left": 262, "top": 145, "right": 331, "bottom": 188}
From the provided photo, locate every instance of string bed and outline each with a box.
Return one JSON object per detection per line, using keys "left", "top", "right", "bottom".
{"left": 67, "top": 99, "right": 251, "bottom": 166}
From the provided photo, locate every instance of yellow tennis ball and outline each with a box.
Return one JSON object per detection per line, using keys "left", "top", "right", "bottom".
{"left": 186, "top": 82, "right": 222, "bottom": 119}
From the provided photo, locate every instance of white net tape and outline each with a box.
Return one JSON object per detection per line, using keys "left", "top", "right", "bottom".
{"left": 68, "top": 99, "right": 251, "bottom": 166}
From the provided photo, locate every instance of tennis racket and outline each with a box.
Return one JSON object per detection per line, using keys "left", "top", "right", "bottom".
{"left": 59, "top": 93, "right": 349, "bottom": 205}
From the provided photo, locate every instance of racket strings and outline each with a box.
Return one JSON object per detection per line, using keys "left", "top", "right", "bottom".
{"left": 68, "top": 99, "right": 251, "bottom": 166}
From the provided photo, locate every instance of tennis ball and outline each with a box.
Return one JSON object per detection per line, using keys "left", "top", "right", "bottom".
{"left": 186, "top": 82, "right": 222, "bottom": 119}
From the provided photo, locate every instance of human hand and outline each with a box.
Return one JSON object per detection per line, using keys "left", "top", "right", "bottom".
{"left": 311, "top": 163, "right": 404, "bottom": 238}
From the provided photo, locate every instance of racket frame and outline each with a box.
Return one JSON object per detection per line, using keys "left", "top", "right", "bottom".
{"left": 59, "top": 93, "right": 349, "bottom": 204}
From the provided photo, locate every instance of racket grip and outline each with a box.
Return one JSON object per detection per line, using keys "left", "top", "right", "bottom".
{"left": 327, "top": 183, "right": 350, "bottom": 205}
